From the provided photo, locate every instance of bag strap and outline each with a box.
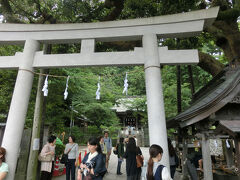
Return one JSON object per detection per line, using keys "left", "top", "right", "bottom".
{"left": 47, "top": 144, "right": 51, "bottom": 153}
{"left": 67, "top": 143, "right": 77, "bottom": 154}
{"left": 154, "top": 165, "right": 165, "bottom": 180}
{"left": 43, "top": 144, "right": 52, "bottom": 158}
{"left": 136, "top": 146, "right": 141, "bottom": 155}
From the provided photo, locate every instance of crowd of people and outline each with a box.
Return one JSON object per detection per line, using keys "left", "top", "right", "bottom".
{"left": 0, "top": 130, "right": 223, "bottom": 180}
{"left": 37, "top": 131, "right": 175, "bottom": 180}
{"left": 0, "top": 132, "right": 176, "bottom": 180}
{"left": 76, "top": 132, "right": 174, "bottom": 180}
{"left": 0, "top": 133, "right": 174, "bottom": 180}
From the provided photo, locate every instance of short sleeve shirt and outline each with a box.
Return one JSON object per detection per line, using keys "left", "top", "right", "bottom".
{"left": 0, "top": 162, "right": 8, "bottom": 172}
{"left": 103, "top": 137, "right": 112, "bottom": 152}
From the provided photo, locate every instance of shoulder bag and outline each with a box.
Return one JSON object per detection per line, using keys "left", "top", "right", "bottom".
{"left": 60, "top": 143, "right": 77, "bottom": 164}
{"left": 136, "top": 155, "right": 143, "bottom": 168}
{"left": 136, "top": 147, "right": 143, "bottom": 168}
{"left": 38, "top": 145, "right": 52, "bottom": 162}
{"left": 38, "top": 154, "right": 52, "bottom": 162}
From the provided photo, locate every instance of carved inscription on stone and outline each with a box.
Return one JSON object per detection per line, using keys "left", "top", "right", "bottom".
{"left": 231, "top": 96, "right": 240, "bottom": 103}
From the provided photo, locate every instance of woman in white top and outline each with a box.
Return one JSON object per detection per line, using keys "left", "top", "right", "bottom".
{"left": 0, "top": 147, "right": 8, "bottom": 180}
{"left": 147, "top": 144, "right": 172, "bottom": 180}
{"left": 64, "top": 136, "right": 79, "bottom": 180}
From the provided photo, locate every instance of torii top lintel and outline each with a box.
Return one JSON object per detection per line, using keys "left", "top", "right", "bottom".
{"left": 0, "top": 7, "right": 219, "bottom": 44}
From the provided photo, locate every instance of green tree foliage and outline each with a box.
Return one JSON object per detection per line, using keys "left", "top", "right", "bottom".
{"left": 0, "top": 45, "right": 23, "bottom": 120}
{"left": 162, "top": 65, "right": 212, "bottom": 118}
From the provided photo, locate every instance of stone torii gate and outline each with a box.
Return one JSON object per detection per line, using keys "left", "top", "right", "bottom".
{"left": 0, "top": 7, "right": 219, "bottom": 180}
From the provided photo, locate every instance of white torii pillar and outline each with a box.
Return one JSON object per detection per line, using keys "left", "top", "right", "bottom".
{"left": 1, "top": 39, "right": 40, "bottom": 180}
{"left": 143, "top": 34, "right": 169, "bottom": 168}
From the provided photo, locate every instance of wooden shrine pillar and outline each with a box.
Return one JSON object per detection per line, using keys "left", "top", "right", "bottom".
{"left": 234, "top": 136, "right": 240, "bottom": 176}
{"left": 223, "top": 139, "right": 234, "bottom": 168}
{"left": 182, "top": 136, "right": 189, "bottom": 178}
{"left": 201, "top": 133, "right": 213, "bottom": 180}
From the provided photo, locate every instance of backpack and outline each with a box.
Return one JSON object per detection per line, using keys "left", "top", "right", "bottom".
{"left": 154, "top": 165, "right": 165, "bottom": 180}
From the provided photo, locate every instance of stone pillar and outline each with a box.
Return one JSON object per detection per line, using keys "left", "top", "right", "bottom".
{"left": 143, "top": 33, "right": 170, "bottom": 169}
{"left": 201, "top": 133, "right": 213, "bottom": 180}
{"left": 2, "top": 39, "right": 40, "bottom": 180}
{"left": 81, "top": 39, "right": 95, "bottom": 53}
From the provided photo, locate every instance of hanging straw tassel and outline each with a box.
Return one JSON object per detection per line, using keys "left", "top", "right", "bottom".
{"left": 122, "top": 72, "right": 128, "bottom": 95}
{"left": 226, "top": 139, "right": 230, "bottom": 149}
{"left": 96, "top": 76, "right": 100, "bottom": 100}
{"left": 214, "top": 139, "right": 218, "bottom": 148}
{"left": 64, "top": 76, "right": 70, "bottom": 100}
{"left": 42, "top": 75, "right": 49, "bottom": 96}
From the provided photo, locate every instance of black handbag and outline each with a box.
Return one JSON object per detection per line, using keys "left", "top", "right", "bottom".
{"left": 60, "top": 153, "right": 68, "bottom": 164}
{"left": 60, "top": 144, "right": 77, "bottom": 164}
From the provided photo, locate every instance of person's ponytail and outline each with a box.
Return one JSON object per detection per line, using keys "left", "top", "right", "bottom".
{"left": 147, "top": 144, "right": 164, "bottom": 180}
{"left": 147, "top": 156, "right": 154, "bottom": 180}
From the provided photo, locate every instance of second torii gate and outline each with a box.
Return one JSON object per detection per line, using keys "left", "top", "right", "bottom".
{"left": 0, "top": 7, "right": 219, "bottom": 180}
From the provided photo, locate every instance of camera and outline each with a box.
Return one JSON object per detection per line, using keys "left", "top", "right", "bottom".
{"left": 85, "top": 161, "right": 95, "bottom": 169}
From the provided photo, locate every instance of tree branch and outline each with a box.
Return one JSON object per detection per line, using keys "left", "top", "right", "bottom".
{"left": 198, "top": 52, "right": 225, "bottom": 76}
{"left": 103, "top": 0, "right": 124, "bottom": 21}
{"left": 0, "top": 0, "right": 22, "bottom": 23}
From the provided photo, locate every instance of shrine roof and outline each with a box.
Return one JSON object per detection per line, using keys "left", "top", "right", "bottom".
{"left": 167, "top": 66, "right": 240, "bottom": 128}
{"left": 214, "top": 120, "right": 240, "bottom": 137}
{"left": 112, "top": 96, "right": 145, "bottom": 113}
{"left": 220, "top": 120, "right": 240, "bottom": 133}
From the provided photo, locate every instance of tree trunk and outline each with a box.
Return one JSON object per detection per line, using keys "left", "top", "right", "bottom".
{"left": 198, "top": 52, "right": 225, "bottom": 76}
{"left": 188, "top": 65, "right": 195, "bottom": 98}
{"left": 177, "top": 66, "right": 182, "bottom": 113}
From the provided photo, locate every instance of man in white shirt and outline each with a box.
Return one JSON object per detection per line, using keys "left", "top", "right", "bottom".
{"left": 103, "top": 131, "right": 112, "bottom": 170}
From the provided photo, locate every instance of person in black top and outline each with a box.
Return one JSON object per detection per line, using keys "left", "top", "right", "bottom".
{"left": 124, "top": 137, "right": 143, "bottom": 180}
{"left": 116, "top": 137, "right": 125, "bottom": 175}
{"left": 168, "top": 138, "right": 179, "bottom": 178}
{"left": 77, "top": 137, "right": 107, "bottom": 180}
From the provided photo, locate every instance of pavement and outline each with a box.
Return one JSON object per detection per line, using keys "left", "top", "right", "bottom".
{"left": 53, "top": 147, "right": 181, "bottom": 180}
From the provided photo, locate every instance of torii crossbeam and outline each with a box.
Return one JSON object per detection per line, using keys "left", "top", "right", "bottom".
{"left": 0, "top": 7, "right": 219, "bottom": 180}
